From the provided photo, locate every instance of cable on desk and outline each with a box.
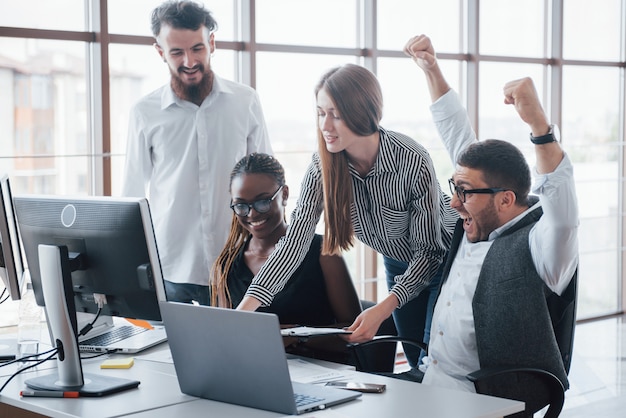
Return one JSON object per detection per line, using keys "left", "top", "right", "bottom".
{"left": 0, "top": 347, "right": 58, "bottom": 393}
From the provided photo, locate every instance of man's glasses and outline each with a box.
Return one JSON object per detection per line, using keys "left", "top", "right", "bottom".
{"left": 448, "top": 178, "right": 510, "bottom": 203}
{"left": 230, "top": 186, "right": 283, "bottom": 217}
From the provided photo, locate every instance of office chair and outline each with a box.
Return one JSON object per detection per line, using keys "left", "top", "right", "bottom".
{"left": 349, "top": 271, "right": 578, "bottom": 416}
{"left": 466, "top": 270, "right": 578, "bottom": 418}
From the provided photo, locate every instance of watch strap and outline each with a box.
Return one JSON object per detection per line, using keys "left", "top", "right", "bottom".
{"left": 530, "top": 125, "right": 557, "bottom": 144}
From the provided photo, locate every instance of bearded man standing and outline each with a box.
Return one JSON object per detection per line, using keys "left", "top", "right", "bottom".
{"left": 122, "top": 0, "right": 272, "bottom": 305}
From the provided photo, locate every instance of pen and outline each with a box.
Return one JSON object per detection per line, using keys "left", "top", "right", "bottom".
{"left": 20, "top": 390, "right": 80, "bottom": 398}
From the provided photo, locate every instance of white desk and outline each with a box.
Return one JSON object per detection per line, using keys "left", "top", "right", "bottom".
{"left": 1, "top": 344, "right": 524, "bottom": 418}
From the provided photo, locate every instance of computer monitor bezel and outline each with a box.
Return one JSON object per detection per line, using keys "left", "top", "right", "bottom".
{"left": 0, "top": 173, "right": 25, "bottom": 301}
{"left": 13, "top": 194, "right": 167, "bottom": 322}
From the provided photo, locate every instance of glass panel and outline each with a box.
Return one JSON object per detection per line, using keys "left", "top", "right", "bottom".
{"left": 256, "top": 0, "right": 357, "bottom": 47}
{"left": 377, "top": 58, "right": 460, "bottom": 188}
{"left": 479, "top": 0, "right": 545, "bottom": 57}
{"left": 0, "top": 38, "right": 89, "bottom": 196}
{"left": 377, "top": 0, "right": 461, "bottom": 53}
{"left": 478, "top": 62, "right": 544, "bottom": 159}
{"left": 108, "top": 44, "right": 237, "bottom": 196}
{"left": 0, "top": 0, "right": 85, "bottom": 31}
{"left": 563, "top": 66, "right": 621, "bottom": 318}
{"left": 108, "top": 0, "right": 236, "bottom": 40}
{"left": 578, "top": 251, "right": 618, "bottom": 318}
{"left": 563, "top": 0, "right": 622, "bottom": 61}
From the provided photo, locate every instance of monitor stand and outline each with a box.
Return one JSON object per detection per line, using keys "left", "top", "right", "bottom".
{"left": 24, "top": 244, "right": 139, "bottom": 396}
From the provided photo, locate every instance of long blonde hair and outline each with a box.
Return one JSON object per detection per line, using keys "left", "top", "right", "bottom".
{"left": 210, "top": 153, "right": 286, "bottom": 307}
{"left": 314, "top": 64, "right": 383, "bottom": 255}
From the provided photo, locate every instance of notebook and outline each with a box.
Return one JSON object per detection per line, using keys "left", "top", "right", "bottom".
{"left": 160, "top": 301, "right": 361, "bottom": 415}
{"left": 76, "top": 313, "right": 167, "bottom": 354}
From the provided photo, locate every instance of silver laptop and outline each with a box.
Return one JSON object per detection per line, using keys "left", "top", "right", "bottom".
{"left": 76, "top": 313, "right": 167, "bottom": 354}
{"left": 160, "top": 301, "right": 361, "bottom": 415}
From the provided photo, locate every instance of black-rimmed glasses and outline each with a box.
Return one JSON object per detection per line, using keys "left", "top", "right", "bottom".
{"left": 448, "top": 178, "right": 510, "bottom": 203}
{"left": 230, "top": 186, "right": 283, "bottom": 217}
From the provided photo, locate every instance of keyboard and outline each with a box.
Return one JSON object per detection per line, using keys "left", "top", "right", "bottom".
{"left": 80, "top": 325, "right": 148, "bottom": 347}
{"left": 294, "top": 393, "right": 324, "bottom": 407}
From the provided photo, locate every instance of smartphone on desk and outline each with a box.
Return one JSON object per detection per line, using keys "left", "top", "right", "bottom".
{"left": 325, "top": 381, "right": 386, "bottom": 393}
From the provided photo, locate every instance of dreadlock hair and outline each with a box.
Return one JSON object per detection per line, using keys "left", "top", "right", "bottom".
{"left": 210, "top": 153, "right": 286, "bottom": 308}
{"left": 314, "top": 63, "right": 383, "bottom": 255}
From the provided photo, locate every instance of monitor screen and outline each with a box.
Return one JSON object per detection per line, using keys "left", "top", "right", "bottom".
{"left": 13, "top": 194, "right": 166, "bottom": 322}
{"left": 0, "top": 173, "right": 25, "bottom": 301}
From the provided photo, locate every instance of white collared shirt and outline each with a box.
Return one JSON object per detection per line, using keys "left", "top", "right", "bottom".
{"left": 122, "top": 75, "right": 272, "bottom": 286}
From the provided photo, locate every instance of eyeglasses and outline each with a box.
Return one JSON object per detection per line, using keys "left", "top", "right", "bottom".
{"left": 230, "top": 186, "right": 283, "bottom": 217}
{"left": 448, "top": 178, "right": 510, "bottom": 203}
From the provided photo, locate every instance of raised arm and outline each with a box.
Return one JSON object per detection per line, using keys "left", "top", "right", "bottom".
{"left": 502, "top": 77, "right": 564, "bottom": 173}
{"left": 403, "top": 34, "right": 450, "bottom": 103}
{"left": 405, "top": 34, "right": 477, "bottom": 164}
{"left": 504, "top": 77, "right": 577, "bottom": 295}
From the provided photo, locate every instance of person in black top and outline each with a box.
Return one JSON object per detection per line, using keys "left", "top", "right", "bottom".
{"left": 211, "top": 153, "right": 361, "bottom": 361}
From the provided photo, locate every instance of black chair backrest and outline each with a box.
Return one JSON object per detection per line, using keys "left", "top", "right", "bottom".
{"left": 351, "top": 300, "right": 398, "bottom": 373}
{"left": 547, "top": 268, "right": 578, "bottom": 374}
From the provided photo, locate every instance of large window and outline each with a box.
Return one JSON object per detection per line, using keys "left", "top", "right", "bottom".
{"left": 1, "top": 0, "right": 625, "bottom": 326}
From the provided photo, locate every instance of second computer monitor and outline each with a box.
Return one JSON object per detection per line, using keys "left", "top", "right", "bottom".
{"left": 13, "top": 195, "right": 166, "bottom": 322}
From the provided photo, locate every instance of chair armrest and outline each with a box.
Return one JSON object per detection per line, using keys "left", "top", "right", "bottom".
{"left": 467, "top": 366, "right": 565, "bottom": 418}
{"left": 347, "top": 335, "right": 427, "bottom": 352}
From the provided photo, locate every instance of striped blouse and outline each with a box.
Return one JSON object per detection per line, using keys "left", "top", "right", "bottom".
{"left": 246, "top": 127, "right": 459, "bottom": 307}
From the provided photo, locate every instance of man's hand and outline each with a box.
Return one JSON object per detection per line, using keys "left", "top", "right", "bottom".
{"left": 403, "top": 34, "right": 450, "bottom": 102}
{"left": 503, "top": 77, "right": 550, "bottom": 136}
{"left": 403, "top": 34, "right": 437, "bottom": 71}
{"left": 503, "top": 77, "right": 563, "bottom": 173}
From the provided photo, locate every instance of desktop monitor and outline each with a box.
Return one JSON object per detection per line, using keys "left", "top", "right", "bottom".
{"left": 0, "top": 173, "right": 25, "bottom": 301}
{"left": 12, "top": 194, "right": 166, "bottom": 394}
{"left": 13, "top": 194, "right": 167, "bottom": 322}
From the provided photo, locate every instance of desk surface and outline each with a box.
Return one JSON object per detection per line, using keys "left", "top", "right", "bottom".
{"left": 1, "top": 344, "right": 523, "bottom": 418}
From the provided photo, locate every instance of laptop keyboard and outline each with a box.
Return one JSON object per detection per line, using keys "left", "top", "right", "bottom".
{"left": 80, "top": 325, "right": 147, "bottom": 347}
{"left": 294, "top": 393, "right": 324, "bottom": 407}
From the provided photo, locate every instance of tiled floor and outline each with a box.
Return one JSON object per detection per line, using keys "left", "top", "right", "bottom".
{"left": 559, "top": 314, "right": 625, "bottom": 417}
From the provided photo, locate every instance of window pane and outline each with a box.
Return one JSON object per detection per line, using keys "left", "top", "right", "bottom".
{"left": 479, "top": 0, "right": 545, "bottom": 57}
{"left": 255, "top": 51, "right": 356, "bottom": 204}
{"left": 478, "top": 62, "right": 544, "bottom": 157}
{"left": 256, "top": 52, "right": 357, "bottom": 277}
{"left": 0, "top": 38, "right": 89, "bottom": 195}
{"left": 377, "top": 0, "right": 461, "bottom": 53}
{"left": 108, "top": 44, "right": 237, "bottom": 196}
{"left": 0, "top": 0, "right": 85, "bottom": 31}
{"left": 563, "top": 0, "right": 622, "bottom": 61}
{"left": 377, "top": 57, "right": 460, "bottom": 187}
{"left": 256, "top": 0, "right": 357, "bottom": 47}
{"left": 563, "top": 66, "right": 621, "bottom": 318}
{"left": 108, "top": 0, "right": 236, "bottom": 40}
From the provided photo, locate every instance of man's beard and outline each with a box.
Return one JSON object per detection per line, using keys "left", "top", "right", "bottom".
{"left": 170, "top": 65, "right": 214, "bottom": 104}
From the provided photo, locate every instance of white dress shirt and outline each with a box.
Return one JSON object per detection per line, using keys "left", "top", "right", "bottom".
{"left": 122, "top": 74, "right": 272, "bottom": 286}
{"left": 422, "top": 89, "right": 579, "bottom": 392}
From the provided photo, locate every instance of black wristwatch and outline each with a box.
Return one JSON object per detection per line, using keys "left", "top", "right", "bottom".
{"left": 530, "top": 124, "right": 560, "bottom": 144}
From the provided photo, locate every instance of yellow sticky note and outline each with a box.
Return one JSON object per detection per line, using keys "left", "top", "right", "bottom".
{"left": 100, "top": 358, "right": 135, "bottom": 369}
